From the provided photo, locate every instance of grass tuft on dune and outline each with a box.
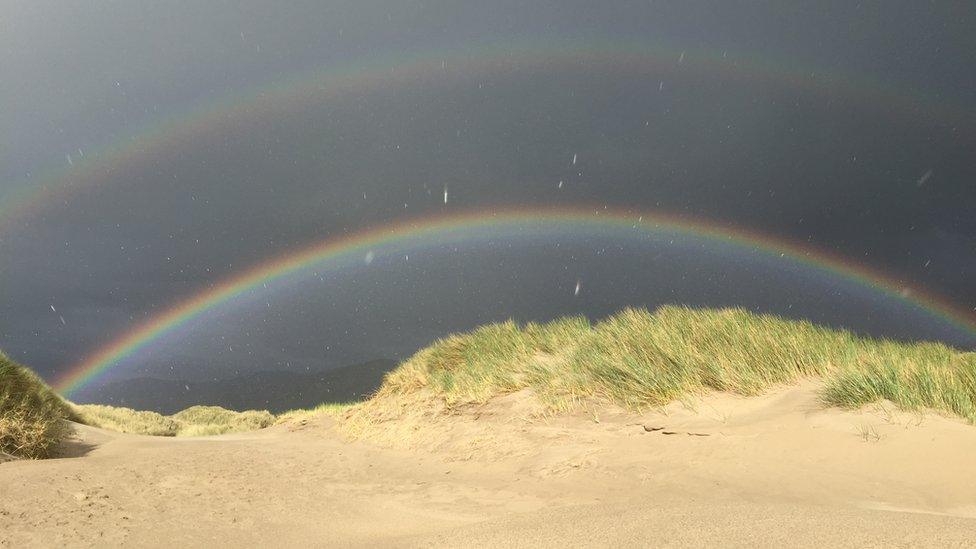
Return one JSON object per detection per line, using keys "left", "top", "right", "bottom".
{"left": 345, "top": 306, "right": 976, "bottom": 426}
{"left": 275, "top": 402, "right": 357, "bottom": 425}
{"left": 0, "top": 352, "right": 77, "bottom": 459}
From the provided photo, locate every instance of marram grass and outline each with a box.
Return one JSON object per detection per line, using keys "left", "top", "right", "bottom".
{"left": 1, "top": 349, "right": 276, "bottom": 459}
{"left": 275, "top": 401, "right": 358, "bottom": 425}
{"left": 370, "top": 306, "right": 976, "bottom": 421}
{"left": 0, "top": 352, "right": 78, "bottom": 459}
{"left": 72, "top": 404, "right": 275, "bottom": 437}
{"left": 5, "top": 305, "right": 975, "bottom": 460}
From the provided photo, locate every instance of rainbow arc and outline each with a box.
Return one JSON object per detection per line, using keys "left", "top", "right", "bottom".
{"left": 3, "top": 40, "right": 968, "bottom": 233}
{"left": 55, "top": 207, "right": 976, "bottom": 396}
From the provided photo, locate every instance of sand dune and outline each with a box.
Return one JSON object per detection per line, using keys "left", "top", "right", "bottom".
{"left": 3, "top": 382, "right": 975, "bottom": 547}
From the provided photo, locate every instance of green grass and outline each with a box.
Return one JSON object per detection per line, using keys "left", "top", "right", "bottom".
{"left": 822, "top": 342, "right": 976, "bottom": 421}
{"left": 369, "top": 306, "right": 976, "bottom": 422}
{"left": 72, "top": 404, "right": 275, "bottom": 437}
{"left": 0, "top": 352, "right": 78, "bottom": 459}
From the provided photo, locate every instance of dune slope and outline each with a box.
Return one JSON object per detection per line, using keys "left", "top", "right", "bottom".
{"left": 2, "top": 382, "right": 976, "bottom": 547}
{"left": 0, "top": 353, "right": 76, "bottom": 459}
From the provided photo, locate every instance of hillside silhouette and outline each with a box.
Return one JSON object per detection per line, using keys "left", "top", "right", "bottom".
{"left": 71, "top": 359, "right": 395, "bottom": 414}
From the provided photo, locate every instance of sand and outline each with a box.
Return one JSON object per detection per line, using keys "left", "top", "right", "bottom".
{"left": 2, "top": 381, "right": 975, "bottom": 547}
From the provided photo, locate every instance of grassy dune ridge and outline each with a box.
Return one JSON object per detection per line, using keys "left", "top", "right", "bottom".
{"left": 4, "top": 306, "right": 976, "bottom": 459}
{"left": 349, "top": 306, "right": 976, "bottom": 424}
{"left": 72, "top": 404, "right": 275, "bottom": 437}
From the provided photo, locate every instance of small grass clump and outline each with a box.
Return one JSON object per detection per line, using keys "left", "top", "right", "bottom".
{"left": 275, "top": 402, "right": 358, "bottom": 425}
{"left": 367, "top": 306, "right": 976, "bottom": 422}
{"left": 0, "top": 352, "right": 77, "bottom": 459}
{"left": 72, "top": 404, "right": 275, "bottom": 437}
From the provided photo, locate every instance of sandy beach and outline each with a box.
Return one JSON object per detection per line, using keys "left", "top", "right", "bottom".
{"left": 3, "top": 382, "right": 975, "bottom": 547}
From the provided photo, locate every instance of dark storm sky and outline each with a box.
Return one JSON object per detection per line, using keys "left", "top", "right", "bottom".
{"left": 2, "top": 2, "right": 974, "bottom": 388}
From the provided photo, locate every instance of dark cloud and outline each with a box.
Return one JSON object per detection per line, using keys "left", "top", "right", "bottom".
{"left": 1, "top": 2, "right": 974, "bottom": 388}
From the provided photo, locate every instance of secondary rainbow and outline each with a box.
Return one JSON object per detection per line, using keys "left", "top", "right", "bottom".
{"left": 55, "top": 206, "right": 976, "bottom": 396}
{"left": 3, "top": 38, "right": 969, "bottom": 234}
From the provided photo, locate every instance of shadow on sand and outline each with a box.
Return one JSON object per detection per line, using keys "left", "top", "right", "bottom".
{"left": 52, "top": 421, "right": 107, "bottom": 459}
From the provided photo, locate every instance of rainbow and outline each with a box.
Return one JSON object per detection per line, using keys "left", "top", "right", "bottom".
{"left": 3, "top": 39, "right": 970, "bottom": 234}
{"left": 55, "top": 206, "right": 976, "bottom": 396}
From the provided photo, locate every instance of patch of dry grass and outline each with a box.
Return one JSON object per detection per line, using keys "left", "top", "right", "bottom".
{"left": 171, "top": 406, "right": 275, "bottom": 436}
{"left": 72, "top": 404, "right": 274, "bottom": 437}
{"left": 0, "top": 352, "right": 77, "bottom": 459}
{"left": 275, "top": 402, "right": 357, "bottom": 425}
{"left": 2, "top": 352, "right": 276, "bottom": 455}
{"left": 70, "top": 404, "right": 181, "bottom": 436}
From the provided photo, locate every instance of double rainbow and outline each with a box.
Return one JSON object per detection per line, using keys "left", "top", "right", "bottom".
{"left": 4, "top": 38, "right": 969, "bottom": 395}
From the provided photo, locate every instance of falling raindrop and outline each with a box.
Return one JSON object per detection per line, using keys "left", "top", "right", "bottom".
{"left": 917, "top": 169, "right": 933, "bottom": 187}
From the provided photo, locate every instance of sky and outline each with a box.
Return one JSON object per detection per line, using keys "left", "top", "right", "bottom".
{"left": 1, "top": 2, "right": 974, "bottom": 395}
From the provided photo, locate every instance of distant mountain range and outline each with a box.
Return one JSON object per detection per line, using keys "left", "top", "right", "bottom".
{"left": 71, "top": 359, "right": 397, "bottom": 414}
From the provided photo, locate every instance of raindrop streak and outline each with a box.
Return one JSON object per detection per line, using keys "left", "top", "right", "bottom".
{"left": 574, "top": 280, "right": 581, "bottom": 296}
{"left": 364, "top": 251, "right": 375, "bottom": 265}
{"left": 917, "top": 169, "right": 933, "bottom": 187}
{"left": 443, "top": 186, "right": 448, "bottom": 204}
{"left": 572, "top": 153, "right": 577, "bottom": 165}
